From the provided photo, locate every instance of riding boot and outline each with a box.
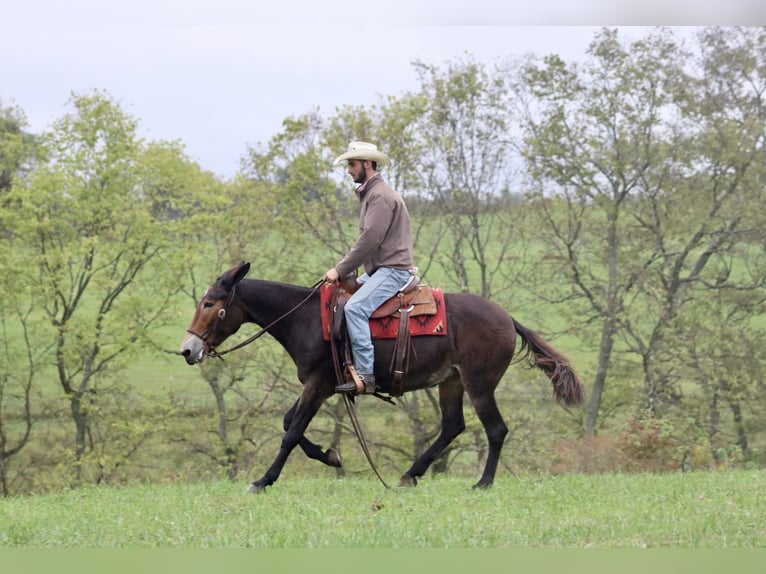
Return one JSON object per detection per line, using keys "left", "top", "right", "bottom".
{"left": 335, "top": 373, "right": 377, "bottom": 394}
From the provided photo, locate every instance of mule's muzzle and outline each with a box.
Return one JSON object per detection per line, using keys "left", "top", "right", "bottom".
{"left": 180, "top": 334, "right": 206, "bottom": 365}
{"left": 181, "top": 348, "right": 201, "bottom": 365}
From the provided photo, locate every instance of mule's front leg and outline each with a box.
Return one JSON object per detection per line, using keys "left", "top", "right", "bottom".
{"left": 248, "top": 382, "right": 332, "bottom": 493}
{"left": 247, "top": 444, "right": 292, "bottom": 493}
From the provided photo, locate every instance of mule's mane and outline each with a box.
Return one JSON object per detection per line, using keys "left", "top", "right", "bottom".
{"left": 239, "top": 278, "right": 314, "bottom": 305}
{"left": 234, "top": 278, "right": 319, "bottom": 333}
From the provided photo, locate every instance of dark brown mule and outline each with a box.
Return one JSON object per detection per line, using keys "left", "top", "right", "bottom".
{"left": 180, "top": 262, "right": 584, "bottom": 492}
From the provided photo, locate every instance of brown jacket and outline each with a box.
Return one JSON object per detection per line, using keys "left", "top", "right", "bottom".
{"left": 335, "top": 173, "right": 414, "bottom": 277}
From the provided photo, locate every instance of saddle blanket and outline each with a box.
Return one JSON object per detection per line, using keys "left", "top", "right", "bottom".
{"left": 320, "top": 283, "right": 448, "bottom": 341}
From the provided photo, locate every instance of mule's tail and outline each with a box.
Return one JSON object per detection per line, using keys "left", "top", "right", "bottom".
{"left": 512, "top": 318, "right": 585, "bottom": 407}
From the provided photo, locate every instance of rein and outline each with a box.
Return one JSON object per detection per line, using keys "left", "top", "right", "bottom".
{"left": 343, "top": 394, "right": 390, "bottom": 489}
{"left": 206, "top": 279, "right": 323, "bottom": 359}
{"left": 327, "top": 288, "right": 390, "bottom": 489}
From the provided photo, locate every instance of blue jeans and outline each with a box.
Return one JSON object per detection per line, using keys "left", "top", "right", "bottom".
{"left": 344, "top": 267, "right": 412, "bottom": 375}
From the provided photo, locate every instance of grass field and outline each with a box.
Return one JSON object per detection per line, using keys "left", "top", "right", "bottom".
{"left": 2, "top": 470, "right": 764, "bottom": 548}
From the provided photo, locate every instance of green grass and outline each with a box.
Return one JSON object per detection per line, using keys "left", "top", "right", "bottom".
{"left": 2, "top": 471, "right": 764, "bottom": 548}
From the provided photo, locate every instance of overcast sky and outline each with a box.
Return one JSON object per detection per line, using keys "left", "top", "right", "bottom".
{"left": 2, "top": 1, "right": 761, "bottom": 179}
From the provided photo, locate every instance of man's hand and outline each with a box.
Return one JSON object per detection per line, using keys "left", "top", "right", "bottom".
{"left": 323, "top": 267, "right": 340, "bottom": 284}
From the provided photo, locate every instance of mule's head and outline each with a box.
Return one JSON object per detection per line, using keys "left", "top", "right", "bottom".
{"left": 180, "top": 261, "right": 251, "bottom": 365}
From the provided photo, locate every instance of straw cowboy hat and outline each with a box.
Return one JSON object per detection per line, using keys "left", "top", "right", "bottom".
{"left": 332, "top": 141, "right": 391, "bottom": 168}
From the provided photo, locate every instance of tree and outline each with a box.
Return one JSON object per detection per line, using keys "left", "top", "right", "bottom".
{"left": 515, "top": 28, "right": 682, "bottom": 436}
{"left": 241, "top": 101, "right": 449, "bottom": 474}
{"left": 0, "top": 249, "right": 52, "bottom": 496}
{"left": 411, "top": 56, "right": 519, "bottom": 299}
{"left": 679, "top": 288, "right": 766, "bottom": 465}
{"left": 171, "top": 131, "right": 330, "bottom": 481}
{"left": 0, "top": 91, "right": 183, "bottom": 484}
{"left": 0, "top": 99, "right": 37, "bottom": 197}
{"left": 516, "top": 26, "right": 766, "bottom": 444}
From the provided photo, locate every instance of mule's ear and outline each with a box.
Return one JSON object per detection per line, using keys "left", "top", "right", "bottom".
{"left": 232, "top": 261, "right": 251, "bottom": 285}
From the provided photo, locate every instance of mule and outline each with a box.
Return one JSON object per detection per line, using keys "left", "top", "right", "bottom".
{"left": 180, "top": 261, "right": 584, "bottom": 492}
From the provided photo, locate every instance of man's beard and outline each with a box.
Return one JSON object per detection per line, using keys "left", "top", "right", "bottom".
{"left": 353, "top": 165, "right": 367, "bottom": 184}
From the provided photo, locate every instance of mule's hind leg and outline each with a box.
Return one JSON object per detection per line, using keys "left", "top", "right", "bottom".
{"left": 400, "top": 374, "right": 465, "bottom": 487}
{"left": 463, "top": 374, "right": 509, "bottom": 488}
{"left": 283, "top": 398, "right": 341, "bottom": 468}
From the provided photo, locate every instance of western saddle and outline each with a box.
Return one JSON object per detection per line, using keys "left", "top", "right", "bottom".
{"left": 330, "top": 271, "right": 436, "bottom": 397}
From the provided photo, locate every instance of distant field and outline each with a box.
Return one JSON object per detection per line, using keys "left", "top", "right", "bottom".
{"left": 1, "top": 471, "right": 764, "bottom": 547}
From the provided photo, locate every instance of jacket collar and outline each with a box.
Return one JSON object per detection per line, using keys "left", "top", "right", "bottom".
{"left": 355, "top": 172, "right": 382, "bottom": 200}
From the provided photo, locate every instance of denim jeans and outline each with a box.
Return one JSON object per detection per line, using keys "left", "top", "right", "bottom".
{"left": 344, "top": 267, "right": 412, "bottom": 375}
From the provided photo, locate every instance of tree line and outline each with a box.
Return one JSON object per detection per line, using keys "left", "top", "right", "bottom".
{"left": 1, "top": 26, "right": 765, "bottom": 496}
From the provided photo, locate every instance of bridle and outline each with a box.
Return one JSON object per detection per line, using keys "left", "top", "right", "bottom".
{"left": 186, "top": 280, "right": 323, "bottom": 360}
{"left": 185, "top": 283, "right": 240, "bottom": 353}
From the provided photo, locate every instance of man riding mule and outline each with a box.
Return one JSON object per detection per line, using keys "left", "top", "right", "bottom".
{"left": 180, "top": 261, "right": 584, "bottom": 492}
{"left": 322, "top": 141, "right": 416, "bottom": 396}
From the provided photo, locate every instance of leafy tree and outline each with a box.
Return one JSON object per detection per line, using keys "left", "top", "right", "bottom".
{"left": 629, "top": 26, "right": 766, "bottom": 416}
{"left": 0, "top": 249, "right": 53, "bottom": 495}
{"left": 0, "top": 91, "right": 185, "bottom": 484}
{"left": 0, "top": 99, "right": 37, "bottom": 197}
{"left": 247, "top": 122, "right": 345, "bottom": 274}
{"left": 515, "top": 26, "right": 766, "bottom": 444}
{"left": 411, "top": 56, "right": 519, "bottom": 299}
{"left": 241, "top": 79, "right": 531, "bottom": 476}
{"left": 515, "top": 27, "right": 687, "bottom": 436}
{"left": 680, "top": 288, "right": 766, "bottom": 465}
{"left": 173, "top": 138, "right": 327, "bottom": 480}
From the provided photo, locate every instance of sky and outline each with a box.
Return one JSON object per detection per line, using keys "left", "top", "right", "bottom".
{"left": 2, "top": 1, "right": 761, "bottom": 179}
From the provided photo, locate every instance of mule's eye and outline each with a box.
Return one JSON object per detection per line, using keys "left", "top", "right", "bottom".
{"left": 203, "top": 301, "right": 214, "bottom": 309}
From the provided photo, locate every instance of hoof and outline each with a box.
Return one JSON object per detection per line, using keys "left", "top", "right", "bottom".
{"left": 398, "top": 475, "right": 417, "bottom": 488}
{"left": 326, "top": 448, "right": 342, "bottom": 468}
{"left": 472, "top": 481, "right": 492, "bottom": 490}
{"left": 247, "top": 482, "right": 267, "bottom": 494}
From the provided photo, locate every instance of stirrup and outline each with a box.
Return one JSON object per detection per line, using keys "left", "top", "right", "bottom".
{"left": 336, "top": 367, "right": 376, "bottom": 394}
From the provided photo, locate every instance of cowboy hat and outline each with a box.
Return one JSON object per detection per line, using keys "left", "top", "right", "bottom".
{"left": 332, "top": 141, "right": 391, "bottom": 167}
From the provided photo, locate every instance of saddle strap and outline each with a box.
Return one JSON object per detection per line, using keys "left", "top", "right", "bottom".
{"left": 390, "top": 307, "right": 412, "bottom": 397}
{"left": 331, "top": 291, "right": 346, "bottom": 341}
{"left": 329, "top": 288, "right": 346, "bottom": 387}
